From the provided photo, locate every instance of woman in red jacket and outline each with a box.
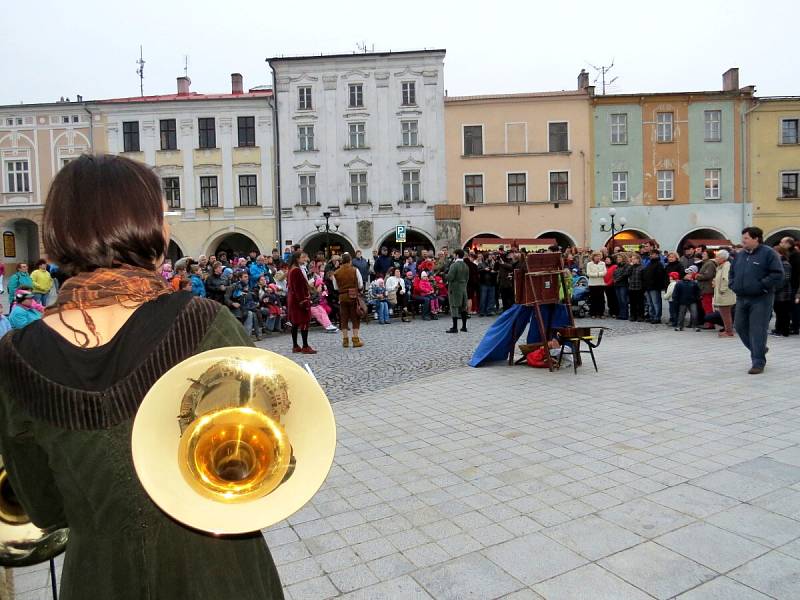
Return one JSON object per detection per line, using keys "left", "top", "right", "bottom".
{"left": 287, "top": 251, "right": 316, "bottom": 354}
{"left": 603, "top": 256, "right": 619, "bottom": 318}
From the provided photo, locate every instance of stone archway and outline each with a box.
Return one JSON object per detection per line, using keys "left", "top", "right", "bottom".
{"left": 301, "top": 232, "right": 355, "bottom": 260}
{"left": 2, "top": 218, "right": 40, "bottom": 265}
{"left": 167, "top": 240, "right": 184, "bottom": 263}
{"left": 765, "top": 227, "right": 800, "bottom": 247}
{"left": 463, "top": 233, "right": 501, "bottom": 250}
{"left": 536, "top": 230, "right": 576, "bottom": 251}
{"left": 376, "top": 228, "right": 434, "bottom": 253}
{"left": 677, "top": 228, "right": 731, "bottom": 254}
{"left": 210, "top": 233, "right": 260, "bottom": 260}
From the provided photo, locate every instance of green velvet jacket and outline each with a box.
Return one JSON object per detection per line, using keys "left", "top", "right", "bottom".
{"left": 0, "top": 299, "right": 284, "bottom": 600}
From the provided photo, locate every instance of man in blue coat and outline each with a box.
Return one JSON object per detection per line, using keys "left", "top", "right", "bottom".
{"left": 730, "top": 227, "right": 785, "bottom": 374}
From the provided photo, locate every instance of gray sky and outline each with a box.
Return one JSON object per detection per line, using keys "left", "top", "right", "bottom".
{"left": 1, "top": 0, "right": 794, "bottom": 105}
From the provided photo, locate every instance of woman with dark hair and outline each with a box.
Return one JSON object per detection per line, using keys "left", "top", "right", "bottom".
{"left": 0, "top": 155, "right": 284, "bottom": 599}
{"left": 286, "top": 251, "right": 316, "bottom": 354}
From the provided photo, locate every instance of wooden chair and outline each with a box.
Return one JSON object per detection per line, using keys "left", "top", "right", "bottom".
{"left": 555, "top": 326, "right": 609, "bottom": 374}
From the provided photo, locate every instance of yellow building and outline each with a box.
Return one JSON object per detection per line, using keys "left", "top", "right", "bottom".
{"left": 1, "top": 100, "right": 107, "bottom": 275}
{"left": 443, "top": 72, "right": 594, "bottom": 250}
{"left": 749, "top": 97, "right": 800, "bottom": 244}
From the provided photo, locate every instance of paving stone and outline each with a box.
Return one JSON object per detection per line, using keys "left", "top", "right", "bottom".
{"left": 646, "top": 483, "right": 740, "bottom": 519}
{"left": 691, "top": 469, "right": 784, "bottom": 501}
{"left": 285, "top": 574, "right": 339, "bottom": 600}
{"left": 533, "top": 563, "right": 653, "bottom": 600}
{"left": 340, "top": 575, "right": 433, "bottom": 599}
{"left": 706, "top": 503, "right": 800, "bottom": 547}
{"left": 598, "top": 497, "right": 694, "bottom": 538}
{"left": 484, "top": 532, "right": 587, "bottom": 585}
{"left": 414, "top": 551, "right": 524, "bottom": 599}
{"left": 329, "top": 563, "right": 380, "bottom": 594}
{"left": 729, "top": 551, "right": 800, "bottom": 599}
{"left": 655, "top": 522, "right": 770, "bottom": 572}
{"left": 752, "top": 487, "right": 800, "bottom": 520}
{"left": 599, "top": 541, "right": 716, "bottom": 599}
{"left": 542, "top": 514, "right": 644, "bottom": 560}
{"left": 675, "top": 576, "right": 772, "bottom": 599}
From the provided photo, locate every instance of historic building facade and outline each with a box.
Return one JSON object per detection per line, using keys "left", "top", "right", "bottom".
{"left": 748, "top": 97, "right": 800, "bottom": 245}
{"left": 98, "top": 75, "right": 276, "bottom": 259}
{"left": 269, "top": 50, "right": 446, "bottom": 256}
{"left": 444, "top": 71, "right": 594, "bottom": 250}
{"left": 0, "top": 99, "right": 107, "bottom": 272}
{"left": 591, "top": 69, "right": 754, "bottom": 251}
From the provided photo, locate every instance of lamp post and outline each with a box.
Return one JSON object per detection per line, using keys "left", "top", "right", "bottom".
{"left": 599, "top": 207, "right": 627, "bottom": 250}
{"left": 314, "top": 211, "right": 341, "bottom": 259}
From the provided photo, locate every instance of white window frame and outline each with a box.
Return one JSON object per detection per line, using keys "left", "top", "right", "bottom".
{"left": 348, "top": 83, "right": 364, "bottom": 108}
{"left": 401, "top": 120, "right": 419, "bottom": 146}
{"left": 781, "top": 118, "right": 799, "bottom": 145}
{"left": 5, "top": 160, "right": 30, "bottom": 193}
{"left": 506, "top": 171, "right": 527, "bottom": 203}
{"left": 657, "top": 170, "right": 674, "bottom": 200}
{"left": 610, "top": 113, "right": 628, "bottom": 144}
{"left": 350, "top": 171, "right": 368, "bottom": 204}
{"left": 348, "top": 122, "right": 366, "bottom": 149}
{"left": 462, "top": 123, "right": 484, "bottom": 156}
{"left": 401, "top": 81, "right": 417, "bottom": 106}
{"left": 548, "top": 170, "right": 570, "bottom": 203}
{"left": 611, "top": 171, "right": 628, "bottom": 202}
{"left": 704, "top": 110, "right": 722, "bottom": 142}
{"left": 781, "top": 171, "right": 800, "bottom": 199}
{"left": 298, "top": 86, "right": 313, "bottom": 110}
{"left": 504, "top": 122, "right": 528, "bottom": 153}
{"left": 656, "top": 112, "right": 674, "bottom": 143}
{"left": 704, "top": 169, "right": 721, "bottom": 200}
{"left": 463, "top": 173, "right": 485, "bottom": 205}
{"left": 238, "top": 174, "right": 258, "bottom": 207}
{"left": 199, "top": 175, "right": 219, "bottom": 208}
{"left": 162, "top": 176, "right": 181, "bottom": 208}
{"left": 402, "top": 169, "right": 421, "bottom": 203}
{"left": 298, "top": 124, "right": 314, "bottom": 151}
{"left": 547, "top": 121, "right": 570, "bottom": 152}
{"left": 299, "top": 173, "right": 317, "bottom": 205}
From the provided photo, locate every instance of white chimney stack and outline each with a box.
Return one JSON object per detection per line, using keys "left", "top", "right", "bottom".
{"left": 231, "top": 73, "right": 243, "bottom": 95}
{"left": 722, "top": 68, "right": 739, "bottom": 92}
{"left": 177, "top": 76, "right": 192, "bottom": 96}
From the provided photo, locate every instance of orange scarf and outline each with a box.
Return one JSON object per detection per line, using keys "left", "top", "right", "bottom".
{"left": 47, "top": 265, "right": 172, "bottom": 347}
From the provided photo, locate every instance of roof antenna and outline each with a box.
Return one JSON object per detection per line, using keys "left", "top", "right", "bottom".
{"left": 587, "top": 59, "right": 618, "bottom": 95}
{"left": 136, "top": 45, "right": 146, "bottom": 96}
{"left": 183, "top": 54, "right": 189, "bottom": 78}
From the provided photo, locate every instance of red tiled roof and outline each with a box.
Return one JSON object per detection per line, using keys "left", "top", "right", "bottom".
{"left": 446, "top": 90, "right": 588, "bottom": 103}
{"left": 97, "top": 90, "right": 271, "bottom": 104}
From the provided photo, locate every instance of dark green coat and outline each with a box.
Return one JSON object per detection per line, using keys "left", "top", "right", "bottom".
{"left": 447, "top": 259, "right": 469, "bottom": 316}
{"left": 0, "top": 299, "right": 284, "bottom": 599}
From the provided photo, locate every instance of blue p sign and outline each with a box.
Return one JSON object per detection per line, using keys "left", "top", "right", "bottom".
{"left": 395, "top": 225, "right": 407, "bottom": 243}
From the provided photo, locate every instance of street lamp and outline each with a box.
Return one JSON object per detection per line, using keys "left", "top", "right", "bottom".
{"left": 314, "top": 211, "right": 340, "bottom": 258}
{"left": 599, "top": 207, "right": 626, "bottom": 249}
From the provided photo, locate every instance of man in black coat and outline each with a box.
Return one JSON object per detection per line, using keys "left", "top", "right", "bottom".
{"left": 642, "top": 249, "right": 666, "bottom": 324}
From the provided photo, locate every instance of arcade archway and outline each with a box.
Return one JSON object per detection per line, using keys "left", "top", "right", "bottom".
{"left": 604, "top": 229, "right": 653, "bottom": 251}
{"left": 677, "top": 228, "right": 731, "bottom": 254}
{"left": 2, "top": 218, "right": 40, "bottom": 265}
{"left": 376, "top": 228, "right": 434, "bottom": 253}
{"left": 302, "top": 232, "right": 355, "bottom": 259}
{"left": 463, "top": 233, "right": 500, "bottom": 250}
{"left": 167, "top": 240, "right": 184, "bottom": 263}
{"left": 537, "top": 231, "right": 576, "bottom": 251}
{"left": 765, "top": 228, "right": 800, "bottom": 247}
{"left": 211, "top": 233, "right": 260, "bottom": 259}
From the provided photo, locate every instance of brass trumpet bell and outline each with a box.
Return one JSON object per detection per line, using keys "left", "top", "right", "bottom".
{"left": 0, "top": 459, "right": 68, "bottom": 567}
{"left": 132, "top": 347, "right": 336, "bottom": 535}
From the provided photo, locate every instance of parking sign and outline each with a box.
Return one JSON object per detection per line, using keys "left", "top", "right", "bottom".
{"left": 395, "top": 225, "right": 407, "bottom": 243}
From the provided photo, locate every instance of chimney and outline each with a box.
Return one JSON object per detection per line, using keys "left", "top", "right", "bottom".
{"left": 177, "top": 76, "right": 192, "bottom": 96}
{"left": 231, "top": 73, "right": 243, "bottom": 95}
{"left": 722, "top": 68, "right": 739, "bottom": 92}
{"left": 577, "top": 69, "right": 590, "bottom": 90}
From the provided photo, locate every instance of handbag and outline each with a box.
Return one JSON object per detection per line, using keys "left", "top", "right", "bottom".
{"left": 355, "top": 295, "right": 368, "bottom": 318}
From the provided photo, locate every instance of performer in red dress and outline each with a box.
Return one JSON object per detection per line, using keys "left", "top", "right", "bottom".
{"left": 286, "top": 251, "right": 316, "bottom": 354}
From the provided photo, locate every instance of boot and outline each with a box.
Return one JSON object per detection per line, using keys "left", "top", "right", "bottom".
{"left": 342, "top": 337, "right": 350, "bottom": 348}
{"left": 352, "top": 336, "right": 364, "bottom": 348}
{"left": 301, "top": 346, "right": 317, "bottom": 354}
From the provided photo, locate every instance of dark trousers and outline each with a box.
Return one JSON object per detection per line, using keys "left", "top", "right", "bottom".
{"left": 605, "top": 285, "right": 618, "bottom": 317}
{"left": 668, "top": 300, "right": 678, "bottom": 326}
{"left": 790, "top": 289, "right": 800, "bottom": 333}
{"left": 676, "top": 303, "right": 698, "bottom": 329}
{"left": 774, "top": 300, "right": 792, "bottom": 336}
{"left": 616, "top": 286, "right": 629, "bottom": 320}
{"left": 479, "top": 284, "right": 496, "bottom": 316}
{"left": 735, "top": 294, "right": 774, "bottom": 368}
{"left": 589, "top": 286, "right": 605, "bottom": 317}
{"left": 629, "top": 289, "right": 644, "bottom": 321}
{"left": 645, "top": 289, "right": 663, "bottom": 322}
{"left": 500, "top": 287, "right": 515, "bottom": 311}
{"left": 413, "top": 295, "right": 431, "bottom": 317}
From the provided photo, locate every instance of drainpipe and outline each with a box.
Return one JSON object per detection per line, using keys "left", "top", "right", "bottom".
{"left": 268, "top": 61, "right": 282, "bottom": 252}
{"left": 741, "top": 98, "right": 760, "bottom": 230}
{"left": 580, "top": 149, "right": 588, "bottom": 247}
{"left": 83, "top": 103, "right": 94, "bottom": 151}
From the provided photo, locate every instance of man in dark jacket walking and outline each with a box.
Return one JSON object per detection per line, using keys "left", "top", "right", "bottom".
{"left": 730, "top": 227, "right": 785, "bottom": 374}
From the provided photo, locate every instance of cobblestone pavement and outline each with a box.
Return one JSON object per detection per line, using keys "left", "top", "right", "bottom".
{"left": 255, "top": 312, "right": 659, "bottom": 403}
{"left": 15, "top": 317, "right": 800, "bottom": 599}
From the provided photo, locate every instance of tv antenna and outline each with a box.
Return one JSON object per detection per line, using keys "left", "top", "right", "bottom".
{"left": 356, "top": 41, "right": 374, "bottom": 53}
{"left": 136, "top": 45, "right": 146, "bottom": 96}
{"left": 183, "top": 55, "right": 189, "bottom": 78}
{"left": 588, "top": 59, "right": 618, "bottom": 95}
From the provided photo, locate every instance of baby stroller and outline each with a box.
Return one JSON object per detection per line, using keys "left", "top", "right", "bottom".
{"left": 571, "top": 275, "right": 590, "bottom": 318}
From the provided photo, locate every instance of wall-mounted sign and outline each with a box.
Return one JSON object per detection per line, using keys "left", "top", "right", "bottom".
{"left": 3, "top": 231, "right": 16, "bottom": 258}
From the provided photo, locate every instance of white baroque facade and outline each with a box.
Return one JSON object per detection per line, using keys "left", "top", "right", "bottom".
{"left": 99, "top": 78, "right": 277, "bottom": 259}
{"left": 269, "top": 50, "right": 446, "bottom": 255}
